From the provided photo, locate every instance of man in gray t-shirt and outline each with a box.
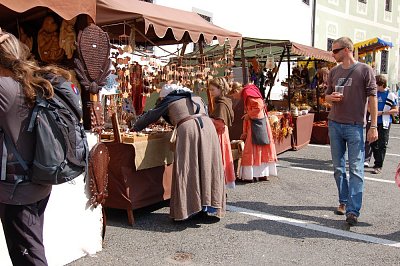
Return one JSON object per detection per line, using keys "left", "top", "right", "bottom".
{"left": 325, "top": 37, "right": 378, "bottom": 226}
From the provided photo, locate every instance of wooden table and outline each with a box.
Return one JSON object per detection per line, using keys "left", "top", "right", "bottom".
{"left": 292, "top": 113, "right": 315, "bottom": 150}
{"left": 103, "top": 133, "right": 173, "bottom": 225}
{"left": 274, "top": 134, "right": 293, "bottom": 154}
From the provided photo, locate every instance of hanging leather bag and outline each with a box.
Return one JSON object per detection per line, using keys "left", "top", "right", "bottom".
{"left": 250, "top": 111, "right": 270, "bottom": 145}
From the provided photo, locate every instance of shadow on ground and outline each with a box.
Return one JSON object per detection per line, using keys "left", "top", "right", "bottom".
{"left": 278, "top": 156, "right": 332, "bottom": 171}
{"left": 226, "top": 201, "right": 400, "bottom": 243}
{"left": 104, "top": 200, "right": 221, "bottom": 233}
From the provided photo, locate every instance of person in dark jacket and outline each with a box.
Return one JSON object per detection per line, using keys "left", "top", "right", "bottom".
{"left": 0, "top": 28, "right": 72, "bottom": 266}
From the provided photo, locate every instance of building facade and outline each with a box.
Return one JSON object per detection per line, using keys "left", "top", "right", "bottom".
{"left": 314, "top": 0, "right": 400, "bottom": 86}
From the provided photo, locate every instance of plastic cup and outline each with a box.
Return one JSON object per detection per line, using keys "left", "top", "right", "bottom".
{"left": 335, "top": 85, "right": 344, "bottom": 96}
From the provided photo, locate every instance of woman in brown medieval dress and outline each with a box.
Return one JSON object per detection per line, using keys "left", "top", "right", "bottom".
{"left": 132, "top": 84, "right": 226, "bottom": 221}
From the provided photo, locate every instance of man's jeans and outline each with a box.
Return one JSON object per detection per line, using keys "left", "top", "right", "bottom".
{"left": 328, "top": 120, "right": 365, "bottom": 217}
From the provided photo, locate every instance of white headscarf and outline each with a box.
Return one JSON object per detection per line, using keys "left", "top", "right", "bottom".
{"left": 159, "top": 83, "right": 192, "bottom": 98}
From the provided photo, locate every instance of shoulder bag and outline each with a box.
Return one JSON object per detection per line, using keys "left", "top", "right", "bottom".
{"left": 250, "top": 109, "right": 270, "bottom": 145}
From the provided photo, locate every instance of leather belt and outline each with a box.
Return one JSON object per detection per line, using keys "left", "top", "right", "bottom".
{"left": 176, "top": 113, "right": 207, "bottom": 128}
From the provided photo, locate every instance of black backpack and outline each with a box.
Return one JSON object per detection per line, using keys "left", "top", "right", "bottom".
{"left": 1, "top": 75, "right": 88, "bottom": 186}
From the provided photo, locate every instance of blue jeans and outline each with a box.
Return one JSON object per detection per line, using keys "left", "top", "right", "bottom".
{"left": 328, "top": 120, "right": 365, "bottom": 217}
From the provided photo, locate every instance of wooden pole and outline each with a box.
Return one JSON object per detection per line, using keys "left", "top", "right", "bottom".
{"left": 199, "top": 40, "right": 213, "bottom": 113}
{"left": 241, "top": 39, "right": 248, "bottom": 85}
{"left": 286, "top": 45, "right": 291, "bottom": 110}
{"left": 199, "top": 40, "right": 205, "bottom": 71}
{"left": 266, "top": 49, "right": 285, "bottom": 103}
{"left": 178, "top": 43, "right": 187, "bottom": 66}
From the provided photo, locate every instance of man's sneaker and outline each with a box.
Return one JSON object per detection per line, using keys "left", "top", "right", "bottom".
{"left": 335, "top": 203, "right": 346, "bottom": 215}
{"left": 372, "top": 167, "right": 382, "bottom": 174}
{"left": 346, "top": 213, "right": 358, "bottom": 226}
{"left": 364, "top": 162, "right": 369, "bottom": 167}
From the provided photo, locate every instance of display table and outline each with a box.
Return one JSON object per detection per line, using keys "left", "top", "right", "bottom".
{"left": 0, "top": 133, "right": 103, "bottom": 266}
{"left": 292, "top": 113, "right": 315, "bottom": 150}
{"left": 269, "top": 112, "right": 293, "bottom": 155}
{"left": 103, "top": 132, "right": 174, "bottom": 225}
{"left": 311, "top": 121, "right": 330, "bottom": 145}
{"left": 275, "top": 134, "right": 293, "bottom": 154}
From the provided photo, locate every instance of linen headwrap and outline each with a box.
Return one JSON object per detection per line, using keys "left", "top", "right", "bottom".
{"left": 159, "top": 83, "right": 192, "bottom": 98}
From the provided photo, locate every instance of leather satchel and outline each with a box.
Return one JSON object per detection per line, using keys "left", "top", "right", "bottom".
{"left": 250, "top": 116, "right": 270, "bottom": 145}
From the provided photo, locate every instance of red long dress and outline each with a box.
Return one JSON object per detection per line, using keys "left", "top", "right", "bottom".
{"left": 239, "top": 85, "right": 277, "bottom": 181}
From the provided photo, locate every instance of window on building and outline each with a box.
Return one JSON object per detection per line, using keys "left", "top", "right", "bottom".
{"left": 358, "top": 0, "right": 367, "bottom": 3}
{"left": 385, "top": 0, "right": 392, "bottom": 11}
{"left": 327, "top": 38, "right": 334, "bottom": 51}
{"left": 302, "top": 0, "right": 310, "bottom": 5}
{"left": 380, "top": 50, "right": 388, "bottom": 74}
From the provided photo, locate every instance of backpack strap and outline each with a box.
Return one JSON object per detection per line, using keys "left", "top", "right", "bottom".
{"left": 3, "top": 132, "right": 29, "bottom": 173}
{"left": 1, "top": 129, "right": 30, "bottom": 199}
{"left": 28, "top": 97, "right": 48, "bottom": 132}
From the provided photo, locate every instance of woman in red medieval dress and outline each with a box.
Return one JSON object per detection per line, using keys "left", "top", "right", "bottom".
{"left": 235, "top": 83, "right": 278, "bottom": 182}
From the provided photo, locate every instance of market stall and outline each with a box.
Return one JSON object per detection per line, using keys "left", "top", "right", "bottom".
{"left": 240, "top": 39, "right": 332, "bottom": 149}
{"left": 96, "top": 0, "right": 241, "bottom": 47}
{"left": 237, "top": 38, "right": 333, "bottom": 152}
{"left": 0, "top": 2, "right": 105, "bottom": 265}
{"left": 261, "top": 40, "right": 326, "bottom": 150}
{"left": 354, "top": 37, "right": 393, "bottom": 63}
{"left": 93, "top": 0, "right": 242, "bottom": 223}
{"left": 168, "top": 37, "right": 334, "bottom": 152}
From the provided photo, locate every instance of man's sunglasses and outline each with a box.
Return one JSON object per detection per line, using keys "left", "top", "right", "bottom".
{"left": 332, "top": 47, "right": 346, "bottom": 54}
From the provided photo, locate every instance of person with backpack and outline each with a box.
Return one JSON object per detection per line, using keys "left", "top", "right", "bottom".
{"left": 0, "top": 28, "right": 78, "bottom": 266}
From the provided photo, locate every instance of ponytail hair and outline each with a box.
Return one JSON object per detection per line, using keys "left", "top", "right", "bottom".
{"left": 0, "top": 29, "right": 71, "bottom": 106}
